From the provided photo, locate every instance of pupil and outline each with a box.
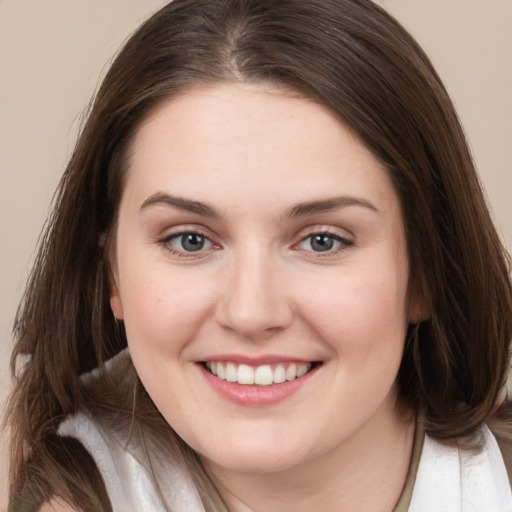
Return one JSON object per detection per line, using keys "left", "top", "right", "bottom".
{"left": 311, "top": 235, "right": 333, "bottom": 252}
{"left": 182, "top": 233, "right": 204, "bottom": 251}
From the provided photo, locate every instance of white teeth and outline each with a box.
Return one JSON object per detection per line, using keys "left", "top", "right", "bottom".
{"left": 205, "top": 361, "right": 313, "bottom": 386}
{"left": 237, "top": 364, "right": 255, "bottom": 385}
{"left": 286, "top": 363, "right": 297, "bottom": 381}
{"left": 255, "top": 365, "right": 273, "bottom": 386}
{"left": 297, "top": 364, "right": 309, "bottom": 377}
{"left": 216, "top": 363, "right": 226, "bottom": 380}
{"left": 225, "top": 363, "right": 238, "bottom": 382}
{"left": 273, "top": 364, "right": 286, "bottom": 384}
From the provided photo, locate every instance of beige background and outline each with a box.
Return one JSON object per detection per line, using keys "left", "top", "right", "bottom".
{"left": 1, "top": 1, "right": 511, "bottom": 508}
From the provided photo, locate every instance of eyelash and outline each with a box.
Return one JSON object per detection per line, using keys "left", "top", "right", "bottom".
{"left": 159, "top": 228, "right": 353, "bottom": 259}
{"left": 159, "top": 230, "right": 218, "bottom": 259}
{"left": 294, "top": 231, "right": 354, "bottom": 256}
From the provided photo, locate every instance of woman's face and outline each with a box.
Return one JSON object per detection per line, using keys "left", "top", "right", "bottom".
{"left": 110, "top": 83, "right": 419, "bottom": 474}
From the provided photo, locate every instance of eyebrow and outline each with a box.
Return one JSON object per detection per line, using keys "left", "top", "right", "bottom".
{"left": 284, "top": 196, "right": 380, "bottom": 219}
{"left": 140, "top": 193, "right": 380, "bottom": 220}
{"left": 140, "top": 193, "right": 222, "bottom": 219}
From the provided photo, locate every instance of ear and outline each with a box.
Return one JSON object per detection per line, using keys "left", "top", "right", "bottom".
{"left": 108, "top": 270, "right": 124, "bottom": 320}
{"left": 407, "top": 276, "right": 431, "bottom": 324}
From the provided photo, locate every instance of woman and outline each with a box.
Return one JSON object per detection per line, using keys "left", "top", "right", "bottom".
{"left": 6, "top": 0, "right": 512, "bottom": 510}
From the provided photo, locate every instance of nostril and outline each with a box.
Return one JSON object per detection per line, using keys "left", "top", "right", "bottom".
{"left": 215, "top": 295, "right": 294, "bottom": 338}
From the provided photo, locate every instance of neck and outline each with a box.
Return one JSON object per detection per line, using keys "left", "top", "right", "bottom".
{"left": 203, "top": 401, "right": 416, "bottom": 512}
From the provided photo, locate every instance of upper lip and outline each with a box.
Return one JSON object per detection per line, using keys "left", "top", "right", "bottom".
{"left": 198, "top": 354, "right": 317, "bottom": 365}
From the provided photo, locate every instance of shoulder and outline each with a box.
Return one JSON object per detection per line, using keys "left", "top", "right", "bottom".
{"left": 408, "top": 424, "right": 512, "bottom": 510}
{"left": 8, "top": 434, "right": 111, "bottom": 512}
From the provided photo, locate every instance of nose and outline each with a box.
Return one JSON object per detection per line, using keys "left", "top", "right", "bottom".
{"left": 215, "top": 246, "right": 294, "bottom": 340}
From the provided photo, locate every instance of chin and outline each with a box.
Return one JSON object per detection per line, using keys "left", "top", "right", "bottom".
{"left": 196, "top": 436, "right": 315, "bottom": 475}
{"left": 204, "top": 454, "right": 302, "bottom": 475}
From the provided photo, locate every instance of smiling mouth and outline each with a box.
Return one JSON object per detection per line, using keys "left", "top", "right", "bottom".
{"left": 202, "top": 361, "right": 320, "bottom": 386}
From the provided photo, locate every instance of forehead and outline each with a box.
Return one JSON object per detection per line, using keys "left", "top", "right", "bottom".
{"left": 123, "top": 82, "right": 400, "bottom": 217}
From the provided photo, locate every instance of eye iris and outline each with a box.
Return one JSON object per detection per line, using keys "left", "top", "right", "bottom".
{"left": 311, "top": 234, "right": 334, "bottom": 252}
{"left": 181, "top": 233, "right": 205, "bottom": 252}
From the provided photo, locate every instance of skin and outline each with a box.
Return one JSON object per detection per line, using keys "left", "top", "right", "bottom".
{"left": 109, "top": 83, "right": 423, "bottom": 511}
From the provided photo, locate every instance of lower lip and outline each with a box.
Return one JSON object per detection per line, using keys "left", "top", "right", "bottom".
{"left": 198, "top": 364, "right": 319, "bottom": 406}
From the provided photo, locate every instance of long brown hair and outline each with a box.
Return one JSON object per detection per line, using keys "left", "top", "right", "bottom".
{"left": 6, "top": 0, "right": 512, "bottom": 509}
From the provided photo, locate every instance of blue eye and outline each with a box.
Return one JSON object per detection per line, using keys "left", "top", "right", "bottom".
{"left": 167, "top": 232, "right": 213, "bottom": 252}
{"left": 298, "top": 233, "right": 350, "bottom": 253}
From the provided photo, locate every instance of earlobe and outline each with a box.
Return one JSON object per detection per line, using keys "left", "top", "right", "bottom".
{"left": 110, "top": 294, "right": 124, "bottom": 320}
{"left": 409, "top": 304, "right": 430, "bottom": 325}
{"left": 108, "top": 273, "right": 124, "bottom": 320}
{"left": 102, "top": 234, "right": 123, "bottom": 319}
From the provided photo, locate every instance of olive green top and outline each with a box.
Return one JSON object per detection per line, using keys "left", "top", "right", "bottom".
{"left": 393, "top": 421, "right": 425, "bottom": 512}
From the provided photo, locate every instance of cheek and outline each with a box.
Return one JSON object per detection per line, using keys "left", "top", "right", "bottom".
{"left": 297, "top": 267, "right": 409, "bottom": 358}
{"left": 118, "top": 259, "right": 217, "bottom": 353}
